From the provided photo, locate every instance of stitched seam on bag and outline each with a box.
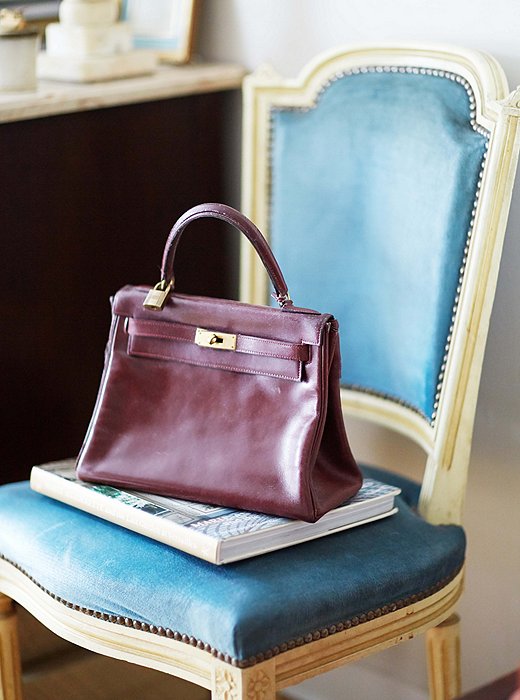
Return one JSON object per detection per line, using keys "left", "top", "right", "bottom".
{"left": 128, "top": 346, "right": 301, "bottom": 382}
{"left": 132, "top": 332, "right": 307, "bottom": 362}
{"left": 128, "top": 319, "right": 188, "bottom": 335}
{"left": 242, "top": 337, "right": 299, "bottom": 350}
{"left": 0, "top": 553, "right": 462, "bottom": 669}
{"left": 123, "top": 292, "right": 325, "bottom": 346}
{"left": 130, "top": 329, "right": 193, "bottom": 344}
{"left": 234, "top": 345, "right": 307, "bottom": 362}
{"left": 128, "top": 319, "right": 308, "bottom": 361}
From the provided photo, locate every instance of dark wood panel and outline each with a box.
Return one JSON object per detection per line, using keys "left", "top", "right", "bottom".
{"left": 0, "top": 91, "right": 239, "bottom": 483}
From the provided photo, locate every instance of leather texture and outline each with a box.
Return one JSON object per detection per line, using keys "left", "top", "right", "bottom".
{"left": 162, "top": 202, "right": 290, "bottom": 303}
{"left": 269, "top": 71, "right": 488, "bottom": 418}
{"left": 0, "top": 470, "right": 465, "bottom": 662}
{"left": 76, "top": 204, "right": 361, "bottom": 521}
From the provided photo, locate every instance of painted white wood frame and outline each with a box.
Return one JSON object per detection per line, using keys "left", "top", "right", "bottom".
{"left": 240, "top": 43, "right": 520, "bottom": 526}
{"left": 1, "top": 43, "right": 519, "bottom": 700}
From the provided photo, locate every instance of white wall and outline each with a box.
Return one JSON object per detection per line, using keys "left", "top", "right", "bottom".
{"left": 196, "top": 2, "right": 520, "bottom": 697}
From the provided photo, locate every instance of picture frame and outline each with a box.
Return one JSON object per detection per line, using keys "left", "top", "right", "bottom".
{"left": 121, "top": 0, "right": 198, "bottom": 65}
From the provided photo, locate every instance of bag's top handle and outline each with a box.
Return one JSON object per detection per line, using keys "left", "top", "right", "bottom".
{"left": 144, "top": 203, "right": 292, "bottom": 311}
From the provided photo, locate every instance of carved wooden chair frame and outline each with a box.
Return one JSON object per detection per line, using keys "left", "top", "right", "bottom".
{"left": 1, "top": 43, "right": 519, "bottom": 700}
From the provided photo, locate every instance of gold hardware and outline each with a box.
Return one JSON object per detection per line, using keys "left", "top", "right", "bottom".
{"left": 195, "top": 328, "right": 237, "bottom": 351}
{"left": 143, "top": 280, "right": 173, "bottom": 311}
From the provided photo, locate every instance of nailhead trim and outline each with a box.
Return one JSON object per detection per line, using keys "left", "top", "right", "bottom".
{"left": 268, "top": 65, "right": 490, "bottom": 426}
{"left": 1, "top": 553, "right": 462, "bottom": 669}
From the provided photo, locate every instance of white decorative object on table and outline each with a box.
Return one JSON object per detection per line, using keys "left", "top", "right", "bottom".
{"left": 38, "top": 0, "right": 156, "bottom": 83}
{"left": 59, "top": 0, "right": 119, "bottom": 26}
{"left": 0, "top": 10, "right": 40, "bottom": 92}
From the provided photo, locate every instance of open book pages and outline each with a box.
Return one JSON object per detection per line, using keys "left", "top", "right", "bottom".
{"left": 30, "top": 460, "right": 400, "bottom": 565}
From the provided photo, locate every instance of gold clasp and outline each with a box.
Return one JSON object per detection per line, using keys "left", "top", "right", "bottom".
{"left": 143, "top": 280, "right": 173, "bottom": 311}
{"left": 195, "top": 328, "right": 237, "bottom": 351}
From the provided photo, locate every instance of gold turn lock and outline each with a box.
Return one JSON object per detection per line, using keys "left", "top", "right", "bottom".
{"left": 195, "top": 328, "right": 237, "bottom": 351}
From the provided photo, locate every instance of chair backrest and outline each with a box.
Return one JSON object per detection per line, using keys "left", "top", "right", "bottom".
{"left": 241, "top": 44, "right": 520, "bottom": 525}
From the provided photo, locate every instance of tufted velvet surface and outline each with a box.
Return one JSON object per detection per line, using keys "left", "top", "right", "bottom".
{"left": 270, "top": 71, "right": 488, "bottom": 418}
{"left": 0, "top": 467, "right": 464, "bottom": 662}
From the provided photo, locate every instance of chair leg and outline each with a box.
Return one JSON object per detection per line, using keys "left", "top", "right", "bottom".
{"left": 211, "top": 659, "right": 276, "bottom": 699}
{"left": 426, "top": 613, "right": 461, "bottom": 700}
{"left": 0, "top": 594, "right": 23, "bottom": 700}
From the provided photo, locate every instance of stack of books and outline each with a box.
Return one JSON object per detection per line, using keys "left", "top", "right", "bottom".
{"left": 31, "top": 460, "right": 400, "bottom": 565}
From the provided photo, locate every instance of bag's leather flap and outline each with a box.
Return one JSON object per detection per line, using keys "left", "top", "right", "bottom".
{"left": 112, "top": 285, "right": 334, "bottom": 347}
{"left": 127, "top": 318, "right": 305, "bottom": 382}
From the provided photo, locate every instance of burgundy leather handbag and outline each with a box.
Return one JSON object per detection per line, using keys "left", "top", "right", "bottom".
{"left": 76, "top": 203, "right": 361, "bottom": 522}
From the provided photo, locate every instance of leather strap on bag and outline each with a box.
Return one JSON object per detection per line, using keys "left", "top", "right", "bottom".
{"left": 143, "top": 203, "right": 292, "bottom": 311}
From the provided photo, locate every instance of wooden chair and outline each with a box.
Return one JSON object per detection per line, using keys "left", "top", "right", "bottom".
{"left": 1, "top": 44, "right": 519, "bottom": 699}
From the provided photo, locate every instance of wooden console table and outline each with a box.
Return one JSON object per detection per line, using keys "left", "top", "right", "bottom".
{"left": 0, "top": 63, "right": 245, "bottom": 483}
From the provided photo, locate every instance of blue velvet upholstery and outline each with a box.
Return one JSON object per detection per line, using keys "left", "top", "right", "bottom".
{"left": 270, "top": 71, "right": 488, "bottom": 418}
{"left": 0, "top": 471, "right": 464, "bottom": 663}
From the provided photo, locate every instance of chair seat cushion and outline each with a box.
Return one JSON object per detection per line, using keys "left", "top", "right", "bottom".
{"left": 0, "top": 466, "right": 465, "bottom": 665}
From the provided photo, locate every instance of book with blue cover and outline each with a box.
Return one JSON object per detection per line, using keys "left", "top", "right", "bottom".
{"left": 30, "top": 460, "right": 400, "bottom": 565}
